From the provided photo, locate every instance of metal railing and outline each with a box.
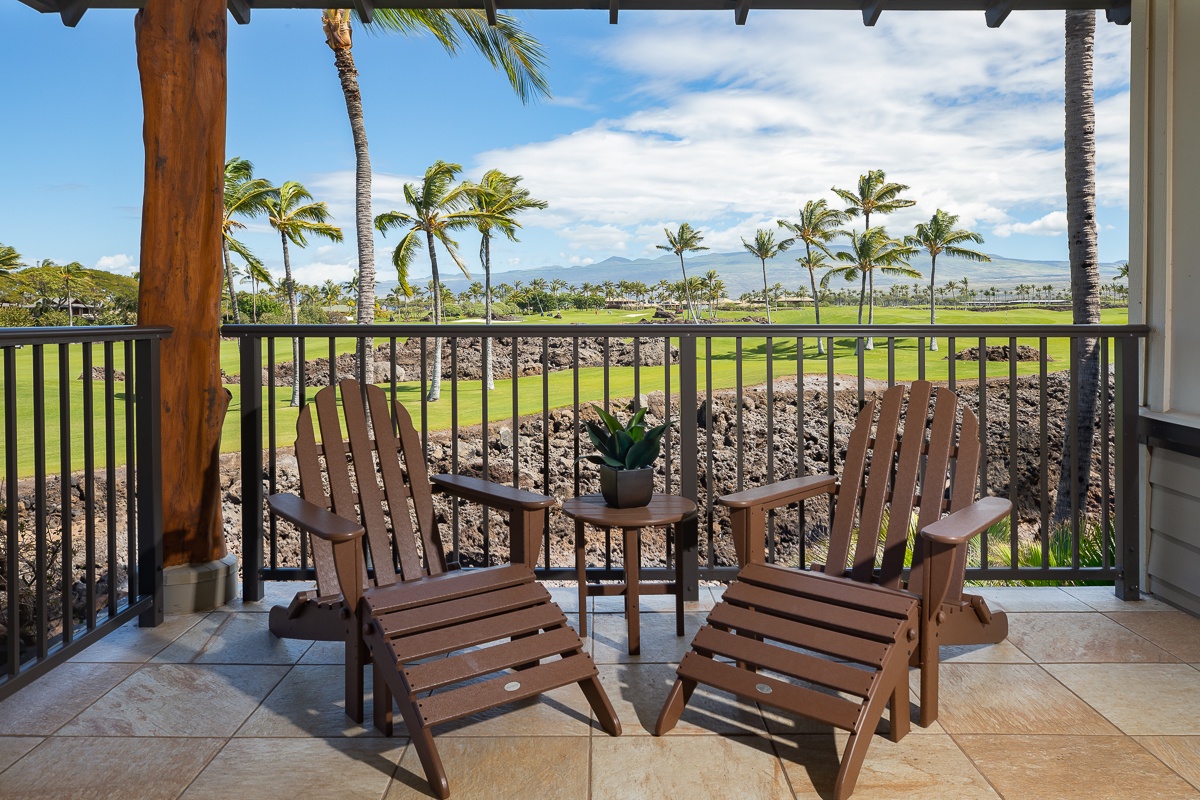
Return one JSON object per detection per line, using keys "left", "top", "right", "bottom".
{"left": 0, "top": 326, "right": 167, "bottom": 700}
{"left": 229, "top": 322, "right": 1147, "bottom": 603}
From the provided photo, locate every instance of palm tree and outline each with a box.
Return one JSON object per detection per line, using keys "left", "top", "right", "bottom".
{"left": 826, "top": 228, "right": 920, "bottom": 338}
{"left": 1056, "top": 9, "right": 1103, "bottom": 522}
{"left": 245, "top": 260, "right": 274, "bottom": 324}
{"left": 266, "top": 180, "right": 344, "bottom": 405}
{"left": 321, "top": 278, "right": 342, "bottom": 312}
{"left": 740, "top": 229, "right": 792, "bottom": 323}
{"left": 55, "top": 261, "right": 87, "bottom": 325}
{"left": 778, "top": 199, "right": 849, "bottom": 354}
{"left": 833, "top": 170, "right": 916, "bottom": 349}
{"left": 905, "top": 210, "right": 989, "bottom": 351}
{"left": 321, "top": 9, "right": 548, "bottom": 383}
{"left": 376, "top": 160, "right": 493, "bottom": 401}
{"left": 222, "top": 157, "right": 273, "bottom": 325}
{"left": 0, "top": 243, "right": 22, "bottom": 276}
{"left": 464, "top": 169, "right": 546, "bottom": 389}
{"left": 657, "top": 223, "right": 708, "bottom": 322}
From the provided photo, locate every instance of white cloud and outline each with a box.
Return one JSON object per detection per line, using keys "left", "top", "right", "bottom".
{"left": 472, "top": 10, "right": 1128, "bottom": 263}
{"left": 992, "top": 210, "right": 1068, "bottom": 237}
{"left": 94, "top": 253, "right": 137, "bottom": 275}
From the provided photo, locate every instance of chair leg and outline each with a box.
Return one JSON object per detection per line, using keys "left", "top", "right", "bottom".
{"left": 833, "top": 730, "right": 870, "bottom": 800}
{"left": 919, "top": 630, "right": 939, "bottom": 728}
{"left": 392, "top": 690, "right": 450, "bottom": 800}
{"left": 654, "top": 677, "right": 697, "bottom": 735}
{"left": 579, "top": 673, "right": 622, "bottom": 736}
{"left": 345, "top": 632, "right": 365, "bottom": 725}
{"left": 372, "top": 660, "right": 393, "bottom": 737}
{"left": 888, "top": 670, "right": 910, "bottom": 742}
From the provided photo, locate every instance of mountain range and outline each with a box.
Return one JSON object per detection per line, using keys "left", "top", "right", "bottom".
{"left": 376, "top": 248, "right": 1127, "bottom": 299}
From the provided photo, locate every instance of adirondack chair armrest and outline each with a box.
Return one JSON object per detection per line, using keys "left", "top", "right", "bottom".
{"left": 430, "top": 474, "right": 557, "bottom": 512}
{"left": 919, "top": 496, "right": 1011, "bottom": 546}
{"left": 431, "top": 475, "right": 557, "bottom": 569}
{"left": 716, "top": 474, "right": 837, "bottom": 511}
{"left": 268, "top": 493, "right": 366, "bottom": 544}
{"left": 919, "top": 496, "right": 1011, "bottom": 615}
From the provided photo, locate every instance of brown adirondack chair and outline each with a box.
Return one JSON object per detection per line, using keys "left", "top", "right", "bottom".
{"left": 267, "top": 379, "right": 619, "bottom": 799}
{"left": 655, "top": 381, "right": 1010, "bottom": 800}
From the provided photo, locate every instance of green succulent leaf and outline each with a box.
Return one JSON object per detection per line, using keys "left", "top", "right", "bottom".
{"left": 585, "top": 422, "right": 617, "bottom": 459}
{"left": 627, "top": 407, "right": 647, "bottom": 431}
{"left": 592, "top": 404, "right": 623, "bottom": 435}
{"left": 614, "top": 429, "right": 636, "bottom": 460}
{"left": 624, "top": 436, "right": 661, "bottom": 469}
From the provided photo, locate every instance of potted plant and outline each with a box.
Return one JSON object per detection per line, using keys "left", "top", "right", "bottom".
{"left": 581, "top": 405, "right": 667, "bottom": 508}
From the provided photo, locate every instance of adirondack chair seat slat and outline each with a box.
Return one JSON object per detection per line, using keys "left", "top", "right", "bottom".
{"left": 376, "top": 581, "right": 551, "bottom": 638}
{"left": 365, "top": 564, "right": 533, "bottom": 615}
{"left": 722, "top": 581, "right": 908, "bottom": 642}
{"left": 268, "top": 380, "right": 619, "bottom": 799}
{"left": 416, "top": 652, "right": 600, "bottom": 729}
{"left": 676, "top": 652, "right": 864, "bottom": 731}
{"left": 403, "top": 626, "right": 586, "bottom": 694}
{"left": 657, "top": 382, "right": 1009, "bottom": 800}
{"left": 737, "top": 563, "right": 917, "bottom": 618}
{"left": 690, "top": 626, "right": 877, "bottom": 698}
{"left": 387, "top": 597, "right": 570, "bottom": 664}
{"left": 707, "top": 603, "right": 892, "bottom": 667}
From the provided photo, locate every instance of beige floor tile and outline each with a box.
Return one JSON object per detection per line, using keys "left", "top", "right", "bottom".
{"left": 930, "top": 663, "right": 1118, "bottom": 735}
{"left": 546, "top": 585, "right": 581, "bottom": 614}
{"left": 779, "top": 732, "right": 998, "bottom": 800}
{"left": 225, "top": 580, "right": 315, "bottom": 612}
{"left": 1136, "top": 736, "right": 1200, "bottom": 791}
{"left": 387, "top": 736, "right": 588, "bottom": 799}
{"left": 189, "top": 612, "right": 313, "bottom": 664}
{"left": 593, "top": 591, "right": 687, "bottom": 615}
{"left": 0, "top": 737, "right": 41, "bottom": 773}
{"left": 1007, "top": 612, "right": 1177, "bottom": 663}
{"left": 183, "top": 737, "right": 405, "bottom": 800}
{"left": 433, "top": 676, "right": 597, "bottom": 737}
{"left": 1063, "top": 586, "right": 1174, "bottom": 612}
{"left": 59, "top": 663, "right": 288, "bottom": 737}
{"left": 590, "top": 610, "right": 706, "bottom": 664}
{"left": 297, "top": 638, "right": 349, "bottom": 664}
{"left": 1046, "top": 663, "right": 1200, "bottom": 735}
{"left": 597, "top": 662, "right": 767, "bottom": 735}
{"left": 67, "top": 614, "right": 208, "bottom": 663}
{"left": 0, "top": 735, "right": 222, "bottom": 800}
{"left": 236, "top": 664, "right": 390, "bottom": 737}
{"left": 149, "top": 613, "right": 225, "bottom": 663}
{"left": 942, "top": 640, "right": 1032, "bottom": 663}
{"left": 973, "top": 587, "right": 1090, "bottom": 612}
{"left": 0, "top": 663, "right": 137, "bottom": 735}
{"left": 1108, "top": 611, "right": 1200, "bottom": 662}
{"left": 958, "top": 734, "right": 1199, "bottom": 799}
{"left": 590, "top": 734, "right": 793, "bottom": 799}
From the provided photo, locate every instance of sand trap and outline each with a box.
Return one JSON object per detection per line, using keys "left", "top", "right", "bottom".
{"left": 624, "top": 312, "right": 647, "bottom": 317}
{"left": 455, "top": 318, "right": 523, "bottom": 324}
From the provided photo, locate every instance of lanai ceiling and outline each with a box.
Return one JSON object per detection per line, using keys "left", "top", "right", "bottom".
{"left": 16, "top": 0, "right": 1133, "bottom": 29}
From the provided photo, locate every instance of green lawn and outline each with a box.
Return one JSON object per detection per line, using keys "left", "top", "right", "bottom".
{"left": 2, "top": 305, "right": 1131, "bottom": 478}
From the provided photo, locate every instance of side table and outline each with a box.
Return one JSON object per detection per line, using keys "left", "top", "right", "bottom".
{"left": 562, "top": 493, "right": 698, "bottom": 655}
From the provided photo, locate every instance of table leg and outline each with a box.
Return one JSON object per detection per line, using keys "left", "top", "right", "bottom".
{"left": 624, "top": 526, "right": 640, "bottom": 656}
{"left": 673, "top": 522, "right": 684, "bottom": 637}
{"left": 575, "top": 519, "right": 588, "bottom": 638}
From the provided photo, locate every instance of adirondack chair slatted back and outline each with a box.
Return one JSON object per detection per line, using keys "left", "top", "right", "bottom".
{"left": 821, "top": 381, "right": 981, "bottom": 598}
{"left": 293, "top": 379, "right": 448, "bottom": 596}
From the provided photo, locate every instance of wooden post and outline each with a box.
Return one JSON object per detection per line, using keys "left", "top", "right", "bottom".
{"left": 135, "top": 0, "right": 230, "bottom": 567}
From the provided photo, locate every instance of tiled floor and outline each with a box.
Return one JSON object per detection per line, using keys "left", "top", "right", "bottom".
{"left": 2, "top": 584, "right": 1200, "bottom": 799}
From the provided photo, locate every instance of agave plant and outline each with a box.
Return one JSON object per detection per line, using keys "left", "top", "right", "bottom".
{"left": 582, "top": 405, "right": 667, "bottom": 471}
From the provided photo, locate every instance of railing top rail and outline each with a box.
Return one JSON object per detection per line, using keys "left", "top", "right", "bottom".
{"left": 0, "top": 325, "right": 174, "bottom": 346}
{"left": 222, "top": 322, "right": 1150, "bottom": 339}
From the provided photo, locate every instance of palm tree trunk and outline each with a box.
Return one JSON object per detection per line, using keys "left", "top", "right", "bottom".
{"left": 222, "top": 239, "right": 240, "bottom": 323}
{"left": 865, "top": 270, "right": 874, "bottom": 350}
{"left": 1055, "top": 9, "right": 1101, "bottom": 523}
{"left": 281, "top": 232, "right": 302, "bottom": 407}
{"left": 252, "top": 276, "right": 258, "bottom": 323}
{"left": 855, "top": 271, "right": 867, "bottom": 354}
{"left": 483, "top": 232, "right": 494, "bottom": 391}
{"left": 330, "top": 39, "right": 375, "bottom": 383}
{"left": 66, "top": 282, "right": 73, "bottom": 326}
{"left": 929, "top": 254, "right": 939, "bottom": 351}
{"left": 678, "top": 254, "right": 697, "bottom": 322}
{"left": 761, "top": 259, "right": 771, "bottom": 323}
{"left": 427, "top": 229, "right": 443, "bottom": 402}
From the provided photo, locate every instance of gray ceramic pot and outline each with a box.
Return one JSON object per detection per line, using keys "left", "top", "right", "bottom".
{"left": 598, "top": 465, "right": 654, "bottom": 508}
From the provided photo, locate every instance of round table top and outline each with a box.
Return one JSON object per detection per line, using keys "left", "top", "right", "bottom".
{"left": 561, "top": 493, "right": 698, "bottom": 528}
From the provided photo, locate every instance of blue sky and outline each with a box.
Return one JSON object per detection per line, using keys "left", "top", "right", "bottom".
{"left": 1, "top": 6, "right": 1131, "bottom": 288}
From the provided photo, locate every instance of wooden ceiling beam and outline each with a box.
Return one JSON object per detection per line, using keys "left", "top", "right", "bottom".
{"left": 228, "top": 0, "right": 252, "bottom": 24}
{"left": 484, "top": 0, "right": 497, "bottom": 25}
{"left": 734, "top": 0, "right": 749, "bottom": 26}
{"left": 352, "top": 0, "right": 374, "bottom": 23}
{"left": 60, "top": 0, "right": 88, "bottom": 27}
{"left": 1106, "top": 0, "right": 1131, "bottom": 25}
{"left": 861, "top": 0, "right": 883, "bottom": 26}
{"left": 985, "top": 0, "right": 1015, "bottom": 28}
{"left": 609, "top": 0, "right": 618, "bottom": 24}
